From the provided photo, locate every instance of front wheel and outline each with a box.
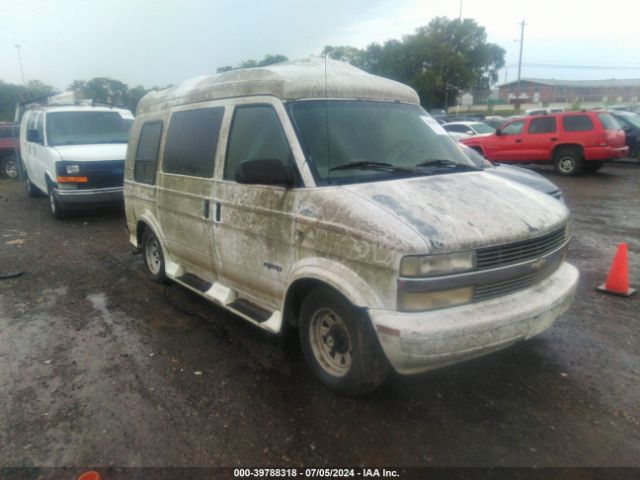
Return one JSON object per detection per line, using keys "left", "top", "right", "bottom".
{"left": 553, "top": 147, "right": 583, "bottom": 176}
{"left": 299, "top": 287, "right": 389, "bottom": 396}
{"left": 2, "top": 156, "right": 19, "bottom": 179}
{"left": 48, "top": 185, "right": 66, "bottom": 219}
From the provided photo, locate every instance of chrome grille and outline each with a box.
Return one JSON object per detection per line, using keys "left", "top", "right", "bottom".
{"left": 474, "top": 264, "right": 560, "bottom": 302}
{"left": 476, "top": 226, "right": 568, "bottom": 270}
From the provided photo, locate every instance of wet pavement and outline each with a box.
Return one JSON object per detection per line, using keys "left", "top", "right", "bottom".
{"left": 0, "top": 162, "right": 638, "bottom": 469}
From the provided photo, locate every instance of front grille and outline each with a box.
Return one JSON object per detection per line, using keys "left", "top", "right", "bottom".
{"left": 474, "top": 264, "right": 560, "bottom": 302}
{"left": 80, "top": 160, "right": 124, "bottom": 189}
{"left": 476, "top": 226, "right": 568, "bottom": 270}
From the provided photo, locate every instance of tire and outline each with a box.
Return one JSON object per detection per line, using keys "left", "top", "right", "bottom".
{"left": 299, "top": 287, "right": 389, "bottom": 396}
{"left": 553, "top": 147, "right": 583, "bottom": 176}
{"left": 583, "top": 161, "right": 604, "bottom": 173}
{"left": 142, "top": 228, "right": 169, "bottom": 284}
{"left": 26, "top": 175, "right": 41, "bottom": 198}
{"left": 47, "top": 183, "right": 66, "bottom": 219}
{"left": 2, "top": 156, "right": 19, "bottom": 179}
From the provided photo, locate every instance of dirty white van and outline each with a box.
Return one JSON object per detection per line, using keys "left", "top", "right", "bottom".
{"left": 21, "top": 104, "right": 133, "bottom": 218}
{"left": 124, "top": 58, "right": 579, "bottom": 395}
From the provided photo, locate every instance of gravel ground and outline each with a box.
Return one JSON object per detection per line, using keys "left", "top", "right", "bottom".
{"left": 0, "top": 162, "right": 638, "bottom": 472}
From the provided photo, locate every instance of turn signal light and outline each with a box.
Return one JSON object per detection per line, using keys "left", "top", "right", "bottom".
{"left": 57, "top": 176, "right": 88, "bottom": 183}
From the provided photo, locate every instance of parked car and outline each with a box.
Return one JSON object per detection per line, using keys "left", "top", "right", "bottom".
{"left": 462, "top": 111, "right": 628, "bottom": 175}
{"left": 608, "top": 110, "right": 640, "bottom": 160}
{"left": 20, "top": 104, "right": 134, "bottom": 218}
{"left": 526, "top": 107, "right": 565, "bottom": 116}
{"left": 483, "top": 116, "right": 506, "bottom": 129}
{"left": 442, "top": 121, "right": 495, "bottom": 137}
{"left": 125, "top": 58, "right": 578, "bottom": 395}
{"left": 0, "top": 123, "right": 20, "bottom": 179}
{"left": 459, "top": 143, "right": 563, "bottom": 202}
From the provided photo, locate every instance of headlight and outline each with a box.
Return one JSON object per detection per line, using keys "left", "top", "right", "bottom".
{"left": 397, "top": 287, "right": 474, "bottom": 312}
{"left": 399, "top": 251, "right": 475, "bottom": 277}
{"left": 66, "top": 165, "right": 80, "bottom": 174}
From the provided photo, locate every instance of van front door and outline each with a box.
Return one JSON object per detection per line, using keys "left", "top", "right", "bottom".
{"left": 214, "top": 103, "right": 298, "bottom": 309}
{"left": 156, "top": 107, "right": 224, "bottom": 279}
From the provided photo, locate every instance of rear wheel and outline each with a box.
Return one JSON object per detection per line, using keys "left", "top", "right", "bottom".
{"left": 553, "top": 147, "right": 583, "bottom": 176}
{"left": 142, "top": 228, "right": 168, "bottom": 284}
{"left": 26, "top": 175, "right": 41, "bottom": 198}
{"left": 299, "top": 287, "right": 389, "bottom": 396}
{"left": 583, "top": 161, "right": 604, "bottom": 173}
{"left": 2, "top": 156, "right": 19, "bottom": 179}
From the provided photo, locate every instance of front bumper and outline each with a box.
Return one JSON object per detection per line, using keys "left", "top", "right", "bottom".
{"left": 54, "top": 187, "right": 123, "bottom": 206}
{"left": 369, "top": 262, "right": 579, "bottom": 375}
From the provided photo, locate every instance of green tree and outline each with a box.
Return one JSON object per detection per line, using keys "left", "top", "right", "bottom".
{"left": 82, "top": 77, "right": 129, "bottom": 105}
{"left": 323, "top": 17, "right": 505, "bottom": 109}
{"left": 217, "top": 54, "right": 288, "bottom": 73}
{"left": 0, "top": 79, "right": 56, "bottom": 121}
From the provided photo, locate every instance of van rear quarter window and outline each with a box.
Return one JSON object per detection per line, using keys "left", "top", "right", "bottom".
{"left": 163, "top": 107, "right": 223, "bottom": 178}
{"left": 224, "top": 105, "right": 291, "bottom": 180}
{"left": 562, "top": 115, "right": 594, "bottom": 132}
{"left": 134, "top": 122, "right": 163, "bottom": 185}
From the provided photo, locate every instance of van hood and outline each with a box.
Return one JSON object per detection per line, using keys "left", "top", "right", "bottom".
{"left": 53, "top": 143, "right": 127, "bottom": 162}
{"left": 344, "top": 172, "right": 569, "bottom": 253}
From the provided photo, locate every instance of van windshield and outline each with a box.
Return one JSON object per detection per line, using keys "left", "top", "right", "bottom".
{"left": 289, "top": 100, "right": 475, "bottom": 185}
{"left": 46, "top": 111, "right": 130, "bottom": 146}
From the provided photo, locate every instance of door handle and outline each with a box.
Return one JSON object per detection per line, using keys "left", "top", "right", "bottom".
{"left": 550, "top": 137, "right": 558, "bottom": 141}
{"left": 203, "top": 199, "right": 210, "bottom": 218}
{"left": 215, "top": 202, "right": 221, "bottom": 222}
{"left": 515, "top": 139, "right": 523, "bottom": 143}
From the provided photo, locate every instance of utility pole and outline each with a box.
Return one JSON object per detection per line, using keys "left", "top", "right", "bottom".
{"left": 459, "top": 0, "right": 463, "bottom": 20}
{"left": 15, "top": 44, "right": 25, "bottom": 85}
{"left": 516, "top": 20, "right": 526, "bottom": 93}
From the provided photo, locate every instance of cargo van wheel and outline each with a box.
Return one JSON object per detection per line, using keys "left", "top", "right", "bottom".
{"left": 299, "top": 287, "right": 389, "bottom": 396}
{"left": 48, "top": 184, "right": 66, "bottom": 219}
{"left": 26, "top": 176, "right": 41, "bottom": 198}
{"left": 142, "top": 229, "right": 168, "bottom": 284}
{"left": 2, "top": 156, "right": 19, "bottom": 179}
{"left": 553, "top": 147, "right": 583, "bottom": 176}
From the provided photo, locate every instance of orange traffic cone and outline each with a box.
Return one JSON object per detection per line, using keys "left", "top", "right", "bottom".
{"left": 597, "top": 242, "right": 636, "bottom": 297}
{"left": 78, "top": 471, "right": 101, "bottom": 480}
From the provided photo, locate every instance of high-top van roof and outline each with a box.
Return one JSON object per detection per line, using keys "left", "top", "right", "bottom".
{"left": 136, "top": 57, "right": 420, "bottom": 115}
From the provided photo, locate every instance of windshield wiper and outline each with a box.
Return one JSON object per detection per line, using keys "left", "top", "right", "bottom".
{"left": 415, "top": 159, "right": 480, "bottom": 171}
{"left": 329, "top": 161, "right": 415, "bottom": 173}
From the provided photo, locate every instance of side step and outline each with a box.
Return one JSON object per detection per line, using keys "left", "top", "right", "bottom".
{"left": 176, "top": 273, "right": 212, "bottom": 293}
{"left": 228, "top": 299, "right": 271, "bottom": 323}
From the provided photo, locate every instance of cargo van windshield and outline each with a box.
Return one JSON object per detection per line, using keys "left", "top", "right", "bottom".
{"left": 46, "top": 111, "right": 130, "bottom": 146}
{"left": 290, "top": 100, "right": 475, "bottom": 185}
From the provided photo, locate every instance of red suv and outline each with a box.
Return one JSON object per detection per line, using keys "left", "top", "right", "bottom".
{"left": 0, "top": 123, "right": 20, "bottom": 179}
{"left": 461, "top": 111, "right": 628, "bottom": 175}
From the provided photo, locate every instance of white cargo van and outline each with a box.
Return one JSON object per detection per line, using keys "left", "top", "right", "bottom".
{"left": 21, "top": 104, "right": 133, "bottom": 218}
{"left": 124, "top": 58, "right": 579, "bottom": 395}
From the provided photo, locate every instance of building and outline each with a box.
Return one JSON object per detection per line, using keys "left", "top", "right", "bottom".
{"left": 498, "top": 78, "right": 640, "bottom": 105}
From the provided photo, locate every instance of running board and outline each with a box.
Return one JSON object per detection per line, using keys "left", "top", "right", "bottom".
{"left": 228, "top": 299, "right": 271, "bottom": 323}
{"left": 176, "top": 273, "right": 212, "bottom": 292}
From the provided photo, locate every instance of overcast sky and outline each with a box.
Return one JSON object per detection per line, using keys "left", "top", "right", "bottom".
{"left": 2, "top": 0, "right": 639, "bottom": 91}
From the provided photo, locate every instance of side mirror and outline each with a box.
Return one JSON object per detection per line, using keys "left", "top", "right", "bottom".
{"left": 495, "top": 128, "right": 502, "bottom": 136}
{"left": 27, "top": 129, "right": 40, "bottom": 143}
{"left": 235, "top": 158, "right": 293, "bottom": 187}
{"left": 465, "top": 130, "right": 474, "bottom": 136}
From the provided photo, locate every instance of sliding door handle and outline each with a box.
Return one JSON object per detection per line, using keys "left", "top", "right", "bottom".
{"left": 203, "top": 199, "right": 210, "bottom": 218}
{"left": 215, "top": 202, "right": 221, "bottom": 222}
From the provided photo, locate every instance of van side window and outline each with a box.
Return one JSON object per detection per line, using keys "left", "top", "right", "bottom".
{"left": 528, "top": 117, "right": 556, "bottom": 134}
{"left": 224, "top": 105, "right": 291, "bottom": 180}
{"left": 163, "top": 107, "right": 223, "bottom": 178}
{"left": 134, "top": 122, "right": 163, "bottom": 185}
{"left": 562, "top": 115, "right": 593, "bottom": 132}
